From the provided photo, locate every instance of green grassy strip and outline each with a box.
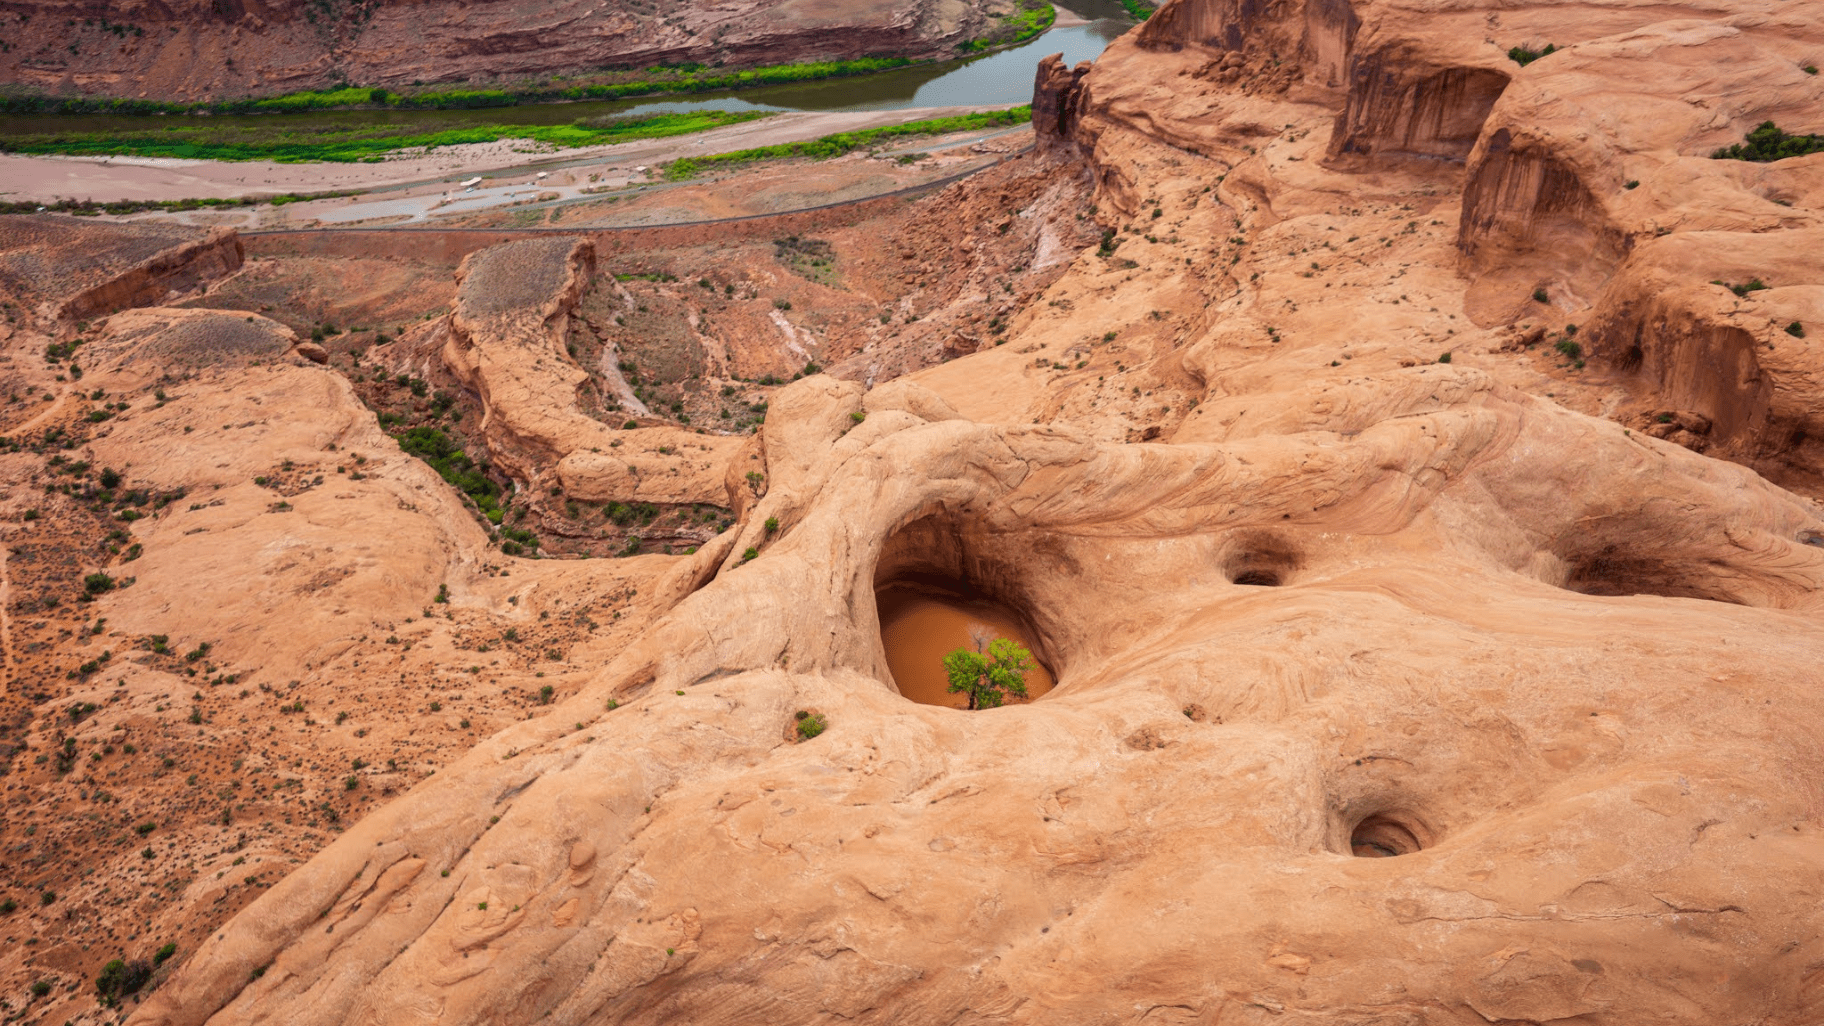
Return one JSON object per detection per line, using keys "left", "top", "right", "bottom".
{"left": 0, "top": 109, "right": 771, "bottom": 164}
{"left": 958, "top": 2, "right": 1056, "bottom": 53}
{"left": 0, "top": 58, "right": 920, "bottom": 116}
{"left": 1712, "top": 121, "right": 1824, "bottom": 163}
{"left": 664, "top": 105, "right": 1032, "bottom": 180}
{"left": 1117, "top": 0, "right": 1155, "bottom": 19}
{"left": 0, "top": 191, "right": 358, "bottom": 216}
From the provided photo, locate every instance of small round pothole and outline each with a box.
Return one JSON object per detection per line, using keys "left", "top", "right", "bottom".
{"left": 1222, "top": 531, "right": 1301, "bottom": 587}
{"left": 1350, "top": 813, "right": 1425, "bottom": 858}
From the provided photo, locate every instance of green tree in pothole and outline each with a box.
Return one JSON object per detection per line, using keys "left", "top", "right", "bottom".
{"left": 942, "top": 632, "right": 1035, "bottom": 710}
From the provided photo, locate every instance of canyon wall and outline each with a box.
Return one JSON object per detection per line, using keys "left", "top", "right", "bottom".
{"left": 0, "top": 0, "right": 1009, "bottom": 101}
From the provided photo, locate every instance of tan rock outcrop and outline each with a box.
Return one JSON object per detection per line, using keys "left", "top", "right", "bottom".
{"left": 1446, "top": 13, "right": 1824, "bottom": 471}
{"left": 439, "top": 237, "right": 744, "bottom": 504}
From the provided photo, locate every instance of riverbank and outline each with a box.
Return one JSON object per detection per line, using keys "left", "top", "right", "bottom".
{"left": 0, "top": 109, "right": 774, "bottom": 166}
{"left": 0, "top": 106, "right": 1020, "bottom": 206}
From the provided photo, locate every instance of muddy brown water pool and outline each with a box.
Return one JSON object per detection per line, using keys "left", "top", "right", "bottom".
{"left": 876, "top": 585, "right": 1055, "bottom": 709}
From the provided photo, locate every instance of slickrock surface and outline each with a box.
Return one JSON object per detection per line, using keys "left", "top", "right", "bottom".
{"left": 134, "top": 374, "right": 1824, "bottom": 1026}
{"left": 0, "top": 0, "right": 1014, "bottom": 102}
{"left": 4, "top": 0, "right": 1824, "bottom": 1021}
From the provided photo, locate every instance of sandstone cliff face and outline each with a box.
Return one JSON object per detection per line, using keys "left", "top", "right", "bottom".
{"left": 1326, "top": 45, "right": 1507, "bottom": 166}
{"left": 1455, "top": 15, "right": 1824, "bottom": 469}
{"left": 0, "top": 0, "right": 1007, "bottom": 101}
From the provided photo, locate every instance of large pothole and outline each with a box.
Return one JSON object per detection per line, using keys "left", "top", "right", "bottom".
{"left": 874, "top": 515, "right": 1058, "bottom": 709}
{"left": 877, "top": 576, "right": 1056, "bottom": 708}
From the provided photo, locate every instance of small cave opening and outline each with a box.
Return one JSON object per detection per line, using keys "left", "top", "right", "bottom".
{"left": 1617, "top": 344, "right": 1645, "bottom": 374}
{"left": 1349, "top": 813, "right": 1426, "bottom": 858}
{"left": 1561, "top": 548, "right": 1746, "bottom": 605}
{"left": 874, "top": 515, "right": 1057, "bottom": 710}
{"left": 1223, "top": 532, "right": 1302, "bottom": 587}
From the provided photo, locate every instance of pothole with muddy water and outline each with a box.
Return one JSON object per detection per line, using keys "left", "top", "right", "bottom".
{"left": 873, "top": 515, "right": 1057, "bottom": 709}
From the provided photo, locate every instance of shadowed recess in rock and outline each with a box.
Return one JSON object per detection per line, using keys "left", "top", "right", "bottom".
{"left": 1349, "top": 812, "right": 1426, "bottom": 857}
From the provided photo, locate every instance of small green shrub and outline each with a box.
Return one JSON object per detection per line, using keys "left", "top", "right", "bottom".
{"left": 1554, "top": 338, "right": 1583, "bottom": 360}
{"left": 1437, "top": 352, "right": 1452, "bottom": 364}
{"left": 1508, "top": 43, "right": 1557, "bottom": 66}
{"left": 96, "top": 957, "right": 152, "bottom": 1003}
{"left": 794, "top": 710, "right": 827, "bottom": 739}
{"left": 1713, "top": 122, "right": 1824, "bottom": 162}
{"left": 742, "top": 546, "right": 759, "bottom": 562}
{"left": 1532, "top": 288, "right": 1549, "bottom": 303}
{"left": 1786, "top": 321, "right": 1806, "bottom": 338}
